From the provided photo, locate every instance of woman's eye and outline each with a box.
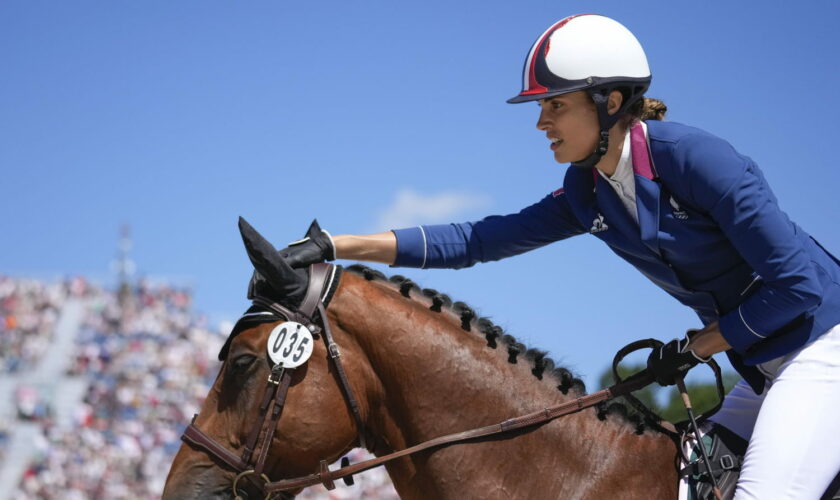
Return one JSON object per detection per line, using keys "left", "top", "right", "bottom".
{"left": 232, "top": 354, "right": 256, "bottom": 372}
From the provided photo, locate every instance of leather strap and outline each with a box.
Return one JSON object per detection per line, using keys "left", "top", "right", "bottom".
{"left": 299, "top": 263, "right": 332, "bottom": 318}
{"left": 317, "top": 301, "right": 367, "bottom": 450}
{"left": 252, "top": 295, "right": 307, "bottom": 324}
{"left": 183, "top": 418, "right": 249, "bottom": 472}
{"left": 241, "top": 369, "right": 284, "bottom": 465}
{"left": 264, "top": 371, "right": 654, "bottom": 493}
{"left": 183, "top": 421, "right": 294, "bottom": 499}
{"left": 255, "top": 368, "right": 293, "bottom": 475}
{"left": 250, "top": 263, "right": 332, "bottom": 325}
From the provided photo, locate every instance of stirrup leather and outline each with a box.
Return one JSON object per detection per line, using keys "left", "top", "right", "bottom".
{"left": 680, "top": 424, "right": 746, "bottom": 500}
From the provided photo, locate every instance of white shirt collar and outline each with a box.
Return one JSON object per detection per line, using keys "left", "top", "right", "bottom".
{"left": 599, "top": 127, "right": 634, "bottom": 183}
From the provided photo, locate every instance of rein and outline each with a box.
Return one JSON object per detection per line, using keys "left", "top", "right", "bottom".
{"left": 180, "top": 263, "right": 704, "bottom": 498}
{"left": 262, "top": 369, "right": 656, "bottom": 495}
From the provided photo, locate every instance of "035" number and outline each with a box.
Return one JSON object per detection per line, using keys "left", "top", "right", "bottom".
{"left": 267, "top": 322, "right": 314, "bottom": 368}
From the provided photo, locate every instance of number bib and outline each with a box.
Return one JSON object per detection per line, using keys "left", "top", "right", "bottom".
{"left": 266, "top": 322, "right": 314, "bottom": 368}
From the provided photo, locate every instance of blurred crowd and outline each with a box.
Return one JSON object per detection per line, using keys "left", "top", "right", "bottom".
{"left": 2, "top": 277, "right": 398, "bottom": 499}
{"left": 0, "top": 420, "right": 9, "bottom": 464}
{"left": 11, "top": 279, "right": 221, "bottom": 499}
{"left": 0, "top": 276, "right": 74, "bottom": 373}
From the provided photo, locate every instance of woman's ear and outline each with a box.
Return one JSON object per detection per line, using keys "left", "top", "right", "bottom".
{"left": 608, "top": 90, "right": 624, "bottom": 116}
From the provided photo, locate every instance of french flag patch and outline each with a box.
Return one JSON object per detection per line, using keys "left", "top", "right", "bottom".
{"left": 552, "top": 187, "right": 565, "bottom": 197}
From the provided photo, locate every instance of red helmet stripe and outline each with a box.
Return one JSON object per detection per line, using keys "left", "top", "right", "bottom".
{"left": 521, "top": 15, "right": 582, "bottom": 96}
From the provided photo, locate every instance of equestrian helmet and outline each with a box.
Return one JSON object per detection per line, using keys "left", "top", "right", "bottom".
{"left": 507, "top": 14, "right": 651, "bottom": 105}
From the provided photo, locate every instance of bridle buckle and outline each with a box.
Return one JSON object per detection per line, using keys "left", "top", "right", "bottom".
{"left": 328, "top": 343, "right": 341, "bottom": 358}
{"left": 268, "top": 367, "right": 284, "bottom": 385}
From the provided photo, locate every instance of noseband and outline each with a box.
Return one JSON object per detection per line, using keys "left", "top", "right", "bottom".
{"left": 181, "top": 263, "right": 367, "bottom": 499}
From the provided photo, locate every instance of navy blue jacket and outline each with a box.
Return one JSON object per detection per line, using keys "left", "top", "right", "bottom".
{"left": 392, "top": 121, "right": 840, "bottom": 389}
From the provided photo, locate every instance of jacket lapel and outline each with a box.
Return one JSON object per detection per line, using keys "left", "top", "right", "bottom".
{"left": 631, "top": 122, "right": 662, "bottom": 257}
{"left": 635, "top": 176, "right": 661, "bottom": 256}
{"left": 563, "top": 165, "right": 600, "bottom": 228}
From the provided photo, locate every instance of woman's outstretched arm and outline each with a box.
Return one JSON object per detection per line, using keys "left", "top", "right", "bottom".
{"left": 333, "top": 232, "right": 397, "bottom": 265}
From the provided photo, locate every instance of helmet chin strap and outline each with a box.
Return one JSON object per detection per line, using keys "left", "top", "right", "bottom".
{"left": 571, "top": 89, "right": 623, "bottom": 169}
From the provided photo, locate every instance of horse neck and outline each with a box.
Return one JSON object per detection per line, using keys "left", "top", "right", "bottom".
{"left": 329, "top": 273, "right": 678, "bottom": 499}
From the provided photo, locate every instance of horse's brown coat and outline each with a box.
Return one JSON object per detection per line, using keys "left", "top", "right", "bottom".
{"left": 164, "top": 271, "right": 679, "bottom": 499}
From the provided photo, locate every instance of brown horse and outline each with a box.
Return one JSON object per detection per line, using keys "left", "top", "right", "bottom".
{"left": 163, "top": 221, "right": 680, "bottom": 499}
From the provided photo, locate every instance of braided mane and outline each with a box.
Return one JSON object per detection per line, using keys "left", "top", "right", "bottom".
{"left": 344, "top": 264, "right": 652, "bottom": 434}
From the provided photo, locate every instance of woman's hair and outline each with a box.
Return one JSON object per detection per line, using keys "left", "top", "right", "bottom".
{"left": 627, "top": 96, "right": 667, "bottom": 121}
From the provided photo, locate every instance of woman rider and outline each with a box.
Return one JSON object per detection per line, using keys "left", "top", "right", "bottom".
{"left": 275, "top": 14, "right": 840, "bottom": 499}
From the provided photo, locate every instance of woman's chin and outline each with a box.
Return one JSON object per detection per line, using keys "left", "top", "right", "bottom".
{"left": 553, "top": 151, "right": 571, "bottom": 164}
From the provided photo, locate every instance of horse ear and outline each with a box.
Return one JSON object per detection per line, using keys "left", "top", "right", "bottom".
{"left": 305, "top": 219, "right": 322, "bottom": 238}
{"left": 237, "top": 217, "right": 307, "bottom": 296}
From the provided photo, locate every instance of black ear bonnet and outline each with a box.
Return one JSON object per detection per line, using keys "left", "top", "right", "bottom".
{"left": 217, "top": 265, "right": 343, "bottom": 361}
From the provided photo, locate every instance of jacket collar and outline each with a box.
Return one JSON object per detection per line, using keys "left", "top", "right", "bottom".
{"left": 630, "top": 122, "right": 662, "bottom": 256}
{"left": 630, "top": 121, "right": 657, "bottom": 180}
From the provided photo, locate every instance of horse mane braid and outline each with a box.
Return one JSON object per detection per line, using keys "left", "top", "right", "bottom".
{"left": 476, "top": 318, "right": 500, "bottom": 348}
{"left": 453, "top": 302, "right": 474, "bottom": 331}
{"left": 422, "top": 288, "right": 451, "bottom": 312}
{"left": 501, "top": 334, "right": 524, "bottom": 364}
{"left": 344, "top": 264, "right": 652, "bottom": 434}
{"left": 526, "top": 349, "right": 550, "bottom": 380}
{"left": 360, "top": 267, "right": 386, "bottom": 281}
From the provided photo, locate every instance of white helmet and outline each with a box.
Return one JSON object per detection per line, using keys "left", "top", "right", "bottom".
{"left": 508, "top": 14, "right": 651, "bottom": 166}
{"left": 508, "top": 14, "right": 650, "bottom": 103}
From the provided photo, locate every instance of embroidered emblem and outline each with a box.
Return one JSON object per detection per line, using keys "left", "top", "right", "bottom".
{"left": 590, "top": 214, "right": 608, "bottom": 233}
{"left": 669, "top": 196, "right": 688, "bottom": 220}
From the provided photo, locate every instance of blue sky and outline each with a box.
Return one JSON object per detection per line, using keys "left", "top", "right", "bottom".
{"left": 2, "top": 1, "right": 839, "bottom": 385}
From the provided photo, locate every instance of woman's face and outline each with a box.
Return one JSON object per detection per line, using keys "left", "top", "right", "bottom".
{"left": 536, "top": 90, "right": 601, "bottom": 164}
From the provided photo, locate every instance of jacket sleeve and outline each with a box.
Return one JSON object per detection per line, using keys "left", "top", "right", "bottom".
{"left": 673, "top": 133, "right": 822, "bottom": 354}
{"left": 390, "top": 191, "right": 586, "bottom": 269}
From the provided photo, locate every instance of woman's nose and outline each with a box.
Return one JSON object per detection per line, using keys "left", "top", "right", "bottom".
{"left": 536, "top": 108, "right": 549, "bottom": 131}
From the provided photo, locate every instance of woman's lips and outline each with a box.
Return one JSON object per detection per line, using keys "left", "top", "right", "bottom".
{"left": 550, "top": 140, "right": 562, "bottom": 151}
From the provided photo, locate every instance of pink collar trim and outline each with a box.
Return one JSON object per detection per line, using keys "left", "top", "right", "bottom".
{"left": 630, "top": 122, "right": 656, "bottom": 180}
{"left": 591, "top": 122, "right": 656, "bottom": 184}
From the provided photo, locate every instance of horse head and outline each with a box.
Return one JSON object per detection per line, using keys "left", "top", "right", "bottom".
{"left": 163, "top": 218, "right": 370, "bottom": 499}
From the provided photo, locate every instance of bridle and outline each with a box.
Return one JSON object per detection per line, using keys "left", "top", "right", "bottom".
{"left": 179, "top": 263, "right": 722, "bottom": 499}
{"left": 181, "top": 263, "right": 367, "bottom": 499}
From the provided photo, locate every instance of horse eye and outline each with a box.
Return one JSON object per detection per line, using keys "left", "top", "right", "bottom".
{"left": 231, "top": 354, "right": 256, "bottom": 372}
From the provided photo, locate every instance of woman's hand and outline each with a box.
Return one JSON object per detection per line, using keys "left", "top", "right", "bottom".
{"left": 646, "top": 323, "right": 731, "bottom": 386}
{"left": 278, "top": 220, "right": 399, "bottom": 267}
{"left": 278, "top": 220, "right": 336, "bottom": 268}
{"left": 646, "top": 335, "right": 710, "bottom": 386}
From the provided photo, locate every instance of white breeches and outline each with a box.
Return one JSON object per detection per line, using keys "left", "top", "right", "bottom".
{"left": 709, "top": 323, "right": 840, "bottom": 500}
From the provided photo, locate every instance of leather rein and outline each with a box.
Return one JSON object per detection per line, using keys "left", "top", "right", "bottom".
{"left": 179, "top": 263, "right": 666, "bottom": 499}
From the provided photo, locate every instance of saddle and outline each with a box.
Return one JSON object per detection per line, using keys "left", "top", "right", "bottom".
{"left": 681, "top": 423, "right": 840, "bottom": 500}
{"left": 680, "top": 423, "right": 745, "bottom": 500}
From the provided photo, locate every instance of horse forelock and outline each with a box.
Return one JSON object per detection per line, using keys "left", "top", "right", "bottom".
{"left": 343, "top": 264, "right": 656, "bottom": 434}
